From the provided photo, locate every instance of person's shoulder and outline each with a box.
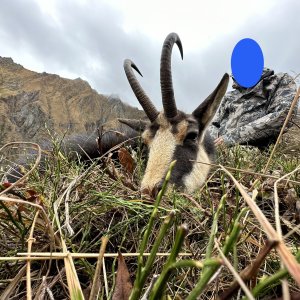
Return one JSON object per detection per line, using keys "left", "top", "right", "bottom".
{"left": 224, "top": 88, "right": 240, "bottom": 99}
{"left": 271, "top": 72, "right": 295, "bottom": 85}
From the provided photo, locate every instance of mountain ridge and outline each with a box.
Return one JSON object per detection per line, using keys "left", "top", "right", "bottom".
{"left": 0, "top": 56, "right": 145, "bottom": 145}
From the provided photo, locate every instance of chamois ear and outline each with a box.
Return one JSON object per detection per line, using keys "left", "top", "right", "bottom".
{"left": 192, "top": 73, "right": 229, "bottom": 131}
{"left": 118, "top": 118, "right": 149, "bottom": 132}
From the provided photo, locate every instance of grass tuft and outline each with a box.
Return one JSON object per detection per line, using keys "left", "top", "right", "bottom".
{"left": 0, "top": 120, "right": 300, "bottom": 298}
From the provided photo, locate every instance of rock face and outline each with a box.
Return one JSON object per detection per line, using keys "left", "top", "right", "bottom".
{"left": 0, "top": 57, "right": 145, "bottom": 146}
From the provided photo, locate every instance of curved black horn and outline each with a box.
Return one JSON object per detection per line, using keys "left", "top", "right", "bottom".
{"left": 160, "top": 33, "right": 183, "bottom": 119}
{"left": 124, "top": 59, "right": 159, "bottom": 122}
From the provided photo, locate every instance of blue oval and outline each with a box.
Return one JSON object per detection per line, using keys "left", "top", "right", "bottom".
{"left": 231, "top": 38, "right": 264, "bottom": 88}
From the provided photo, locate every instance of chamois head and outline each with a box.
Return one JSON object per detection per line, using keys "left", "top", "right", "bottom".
{"left": 121, "top": 33, "right": 229, "bottom": 194}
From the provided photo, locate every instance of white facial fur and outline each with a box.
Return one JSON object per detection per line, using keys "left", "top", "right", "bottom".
{"left": 140, "top": 112, "right": 211, "bottom": 194}
{"left": 182, "top": 144, "right": 211, "bottom": 193}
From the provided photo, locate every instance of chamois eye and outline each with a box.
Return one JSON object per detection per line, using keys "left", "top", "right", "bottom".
{"left": 185, "top": 131, "right": 198, "bottom": 142}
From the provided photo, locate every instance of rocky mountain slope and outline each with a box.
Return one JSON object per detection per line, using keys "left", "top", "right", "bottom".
{"left": 0, "top": 57, "right": 145, "bottom": 146}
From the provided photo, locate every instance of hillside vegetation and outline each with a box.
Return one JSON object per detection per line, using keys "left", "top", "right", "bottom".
{"left": 0, "top": 58, "right": 300, "bottom": 299}
{"left": 0, "top": 118, "right": 299, "bottom": 299}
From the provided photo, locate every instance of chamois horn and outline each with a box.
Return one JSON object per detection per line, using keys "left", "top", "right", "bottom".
{"left": 160, "top": 32, "right": 183, "bottom": 119}
{"left": 124, "top": 59, "right": 159, "bottom": 122}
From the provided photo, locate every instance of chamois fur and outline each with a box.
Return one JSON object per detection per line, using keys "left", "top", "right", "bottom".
{"left": 122, "top": 32, "right": 229, "bottom": 194}
{"left": 3, "top": 33, "right": 229, "bottom": 196}
{"left": 2, "top": 123, "right": 139, "bottom": 182}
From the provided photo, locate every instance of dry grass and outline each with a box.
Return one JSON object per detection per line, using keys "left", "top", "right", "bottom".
{"left": 0, "top": 113, "right": 300, "bottom": 299}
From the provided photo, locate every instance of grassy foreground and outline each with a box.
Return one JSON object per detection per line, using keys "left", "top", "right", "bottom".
{"left": 0, "top": 123, "right": 299, "bottom": 299}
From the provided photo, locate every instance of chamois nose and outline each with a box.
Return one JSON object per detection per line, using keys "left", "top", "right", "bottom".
{"left": 154, "top": 182, "right": 163, "bottom": 195}
{"left": 152, "top": 181, "right": 164, "bottom": 198}
{"left": 141, "top": 182, "right": 163, "bottom": 199}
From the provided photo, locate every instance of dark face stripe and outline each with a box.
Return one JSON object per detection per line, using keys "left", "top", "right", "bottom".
{"left": 141, "top": 111, "right": 216, "bottom": 193}
{"left": 170, "top": 139, "right": 199, "bottom": 188}
{"left": 202, "top": 131, "right": 216, "bottom": 160}
{"left": 169, "top": 111, "right": 187, "bottom": 134}
{"left": 149, "top": 124, "right": 159, "bottom": 137}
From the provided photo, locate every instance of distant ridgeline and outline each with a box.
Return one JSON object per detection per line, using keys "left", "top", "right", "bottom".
{"left": 0, "top": 57, "right": 145, "bottom": 146}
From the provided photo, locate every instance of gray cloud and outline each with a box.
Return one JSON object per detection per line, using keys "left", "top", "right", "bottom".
{"left": 0, "top": 0, "right": 299, "bottom": 113}
{"left": 173, "top": 0, "right": 300, "bottom": 111}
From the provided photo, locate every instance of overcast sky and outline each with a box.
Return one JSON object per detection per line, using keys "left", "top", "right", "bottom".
{"left": 0, "top": 0, "right": 299, "bottom": 111}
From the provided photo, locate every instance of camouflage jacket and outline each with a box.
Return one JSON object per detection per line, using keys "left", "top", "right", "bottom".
{"left": 209, "top": 69, "right": 297, "bottom": 147}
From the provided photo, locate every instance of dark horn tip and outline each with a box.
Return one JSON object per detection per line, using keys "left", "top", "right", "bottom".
{"left": 167, "top": 32, "right": 183, "bottom": 59}
{"left": 124, "top": 59, "right": 143, "bottom": 77}
{"left": 176, "top": 38, "right": 183, "bottom": 60}
{"left": 177, "top": 40, "right": 183, "bottom": 60}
